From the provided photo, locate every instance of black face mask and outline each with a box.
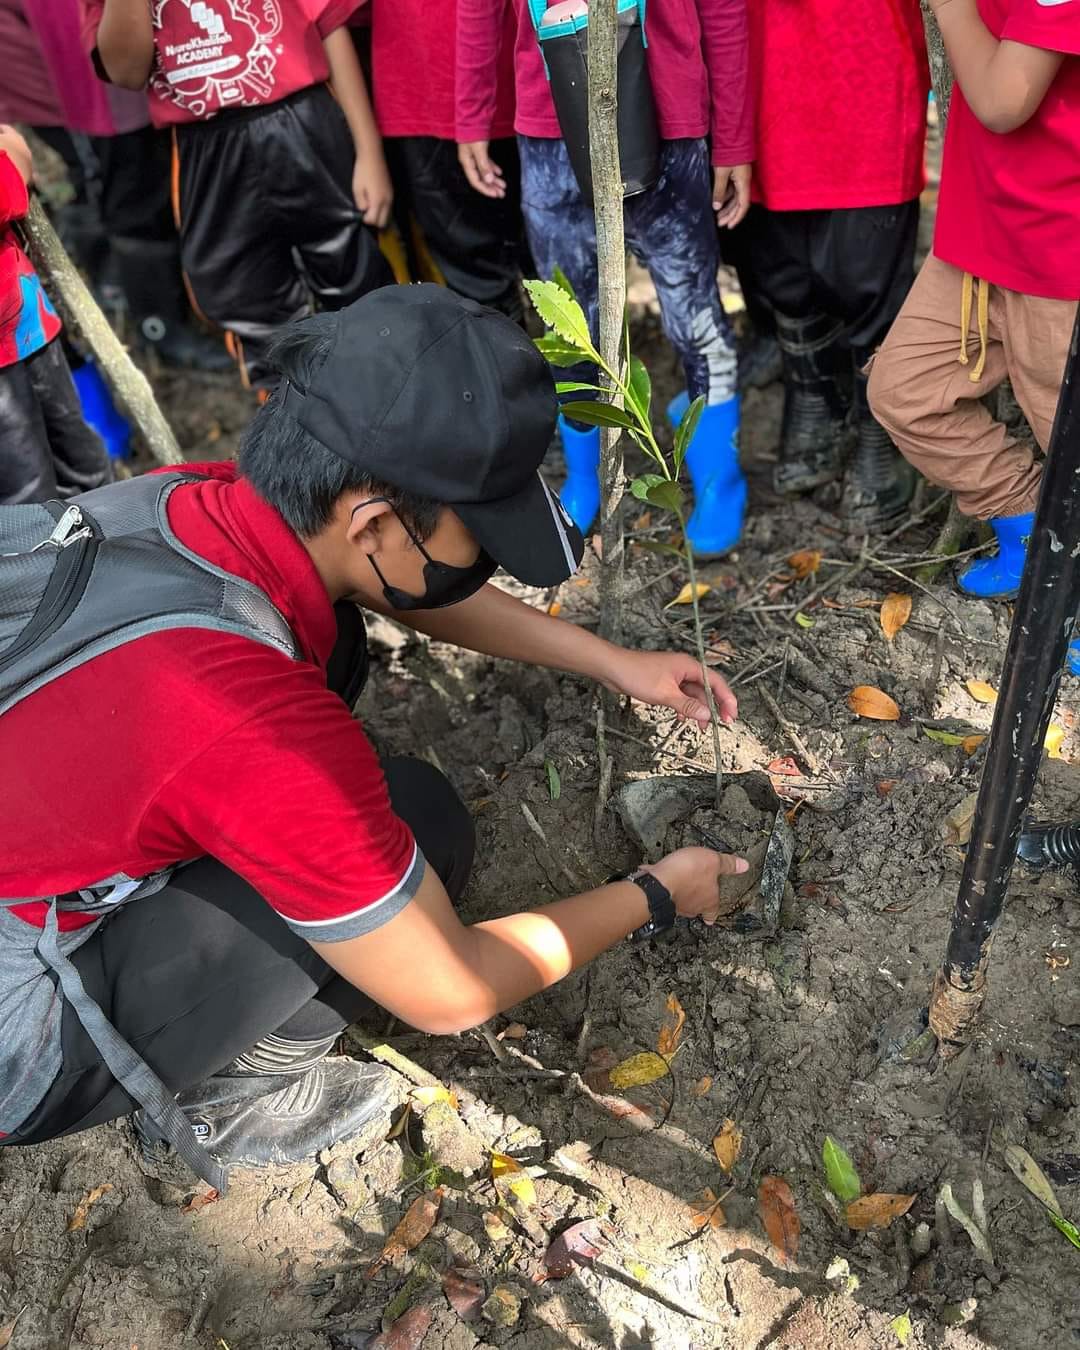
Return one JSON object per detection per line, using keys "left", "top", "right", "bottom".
{"left": 356, "top": 499, "right": 498, "bottom": 610}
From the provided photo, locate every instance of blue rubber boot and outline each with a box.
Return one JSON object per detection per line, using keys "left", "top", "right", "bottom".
{"left": 957, "top": 512, "right": 1034, "bottom": 600}
{"left": 667, "top": 389, "right": 691, "bottom": 428}
{"left": 557, "top": 415, "right": 601, "bottom": 533}
{"left": 72, "top": 360, "right": 132, "bottom": 460}
{"left": 683, "top": 396, "right": 746, "bottom": 557}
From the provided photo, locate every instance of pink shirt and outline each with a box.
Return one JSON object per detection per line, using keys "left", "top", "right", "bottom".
{"left": 934, "top": 0, "right": 1080, "bottom": 300}
{"left": 455, "top": 0, "right": 753, "bottom": 167}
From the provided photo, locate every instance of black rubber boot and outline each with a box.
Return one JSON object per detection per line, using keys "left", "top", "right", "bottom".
{"left": 839, "top": 369, "right": 917, "bottom": 530}
{"left": 110, "top": 237, "right": 234, "bottom": 373}
{"left": 773, "top": 312, "right": 850, "bottom": 495}
{"left": 134, "top": 1032, "right": 396, "bottom": 1173}
{"left": 738, "top": 331, "right": 782, "bottom": 391}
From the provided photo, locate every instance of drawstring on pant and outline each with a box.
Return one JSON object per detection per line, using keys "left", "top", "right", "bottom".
{"left": 959, "top": 272, "right": 990, "bottom": 383}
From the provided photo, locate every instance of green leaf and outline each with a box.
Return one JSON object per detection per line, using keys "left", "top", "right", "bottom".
{"left": 673, "top": 395, "right": 706, "bottom": 469}
{"left": 923, "top": 728, "right": 968, "bottom": 747}
{"left": 822, "top": 1135, "right": 862, "bottom": 1206}
{"left": 1051, "top": 1213, "right": 1080, "bottom": 1250}
{"left": 645, "top": 479, "right": 685, "bottom": 515}
{"left": 524, "top": 279, "right": 594, "bottom": 354}
{"left": 551, "top": 264, "right": 577, "bottom": 300}
{"left": 560, "top": 400, "right": 636, "bottom": 431}
{"left": 890, "top": 1311, "right": 913, "bottom": 1346}
{"left": 628, "top": 356, "right": 652, "bottom": 422}
{"left": 555, "top": 381, "right": 605, "bottom": 395}
{"left": 631, "top": 473, "right": 666, "bottom": 502}
{"left": 794, "top": 611, "right": 815, "bottom": 629}
{"left": 534, "top": 335, "right": 588, "bottom": 368}
{"left": 544, "top": 758, "right": 561, "bottom": 801}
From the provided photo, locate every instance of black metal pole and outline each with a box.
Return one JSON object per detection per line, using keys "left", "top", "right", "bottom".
{"left": 930, "top": 309, "right": 1080, "bottom": 1051}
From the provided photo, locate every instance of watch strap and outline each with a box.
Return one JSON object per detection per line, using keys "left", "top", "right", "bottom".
{"left": 610, "top": 868, "right": 676, "bottom": 943}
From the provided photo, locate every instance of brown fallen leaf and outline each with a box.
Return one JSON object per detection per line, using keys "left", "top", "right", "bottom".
{"left": 943, "top": 791, "right": 980, "bottom": 846}
{"left": 497, "top": 1022, "right": 528, "bottom": 1041}
{"left": 442, "top": 1268, "right": 485, "bottom": 1321}
{"left": 767, "top": 755, "right": 802, "bottom": 777}
{"left": 367, "top": 1188, "right": 444, "bottom": 1276}
{"left": 758, "top": 1176, "right": 800, "bottom": 1262}
{"left": 848, "top": 686, "right": 901, "bottom": 721}
{"left": 962, "top": 734, "right": 987, "bottom": 755}
{"left": 68, "top": 1183, "right": 114, "bottom": 1231}
{"left": 656, "top": 993, "right": 686, "bottom": 1059}
{"left": 880, "top": 592, "right": 913, "bottom": 641}
{"left": 369, "top": 1304, "right": 434, "bottom": 1350}
{"left": 583, "top": 1045, "right": 617, "bottom": 1093}
{"left": 713, "top": 1119, "right": 743, "bottom": 1173}
{"left": 689, "top": 1187, "right": 727, "bottom": 1231}
{"left": 538, "top": 1219, "right": 604, "bottom": 1280}
{"left": 965, "top": 679, "right": 998, "bottom": 704}
{"left": 876, "top": 779, "right": 898, "bottom": 797}
{"left": 693, "top": 1075, "right": 713, "bottom": 1097}
{"left": 180, "top": 1188, "right": 219, "bottom": 1216}
{"left": 0, "top": 1314, "right": 22, "bottom": 1350}
{"left": 845, "top": 1192, "right": 916, "bottom": 1230}
{"left": 788, "top": 548, "right": 823, "bottom": 579}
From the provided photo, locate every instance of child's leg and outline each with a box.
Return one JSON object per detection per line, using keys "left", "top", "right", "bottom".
{"left": 0, "top": 358, "right": 58, "bottom": 504}
{"left": 276, "top": 88, "right": 392, "bottom": 313}
{"left": 868, "top": 255, "right": 1040, "bottom": 520}
{"left": 25, "top": 340, "right": 111, "bottom": 497}
{"left": 999, "top": 290, "right": 1078, "bottom": 455}
{"left": 172, "top": 118, "right": 309, "bottom": 391}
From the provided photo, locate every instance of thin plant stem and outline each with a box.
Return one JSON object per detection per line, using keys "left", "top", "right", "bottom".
{"left": 680, "top": 514, "right": 724, "bottom": 811}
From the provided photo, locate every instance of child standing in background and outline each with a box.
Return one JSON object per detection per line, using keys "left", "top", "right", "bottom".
{"left": 83, "top": 0, "right": 394, "bottom": 392}
{"left": 456, "top": 0, "right": 753, "bottom": 557}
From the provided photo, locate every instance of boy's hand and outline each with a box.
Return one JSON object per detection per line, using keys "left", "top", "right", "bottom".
{"left": 0, "top": 125, "right": 33, "bottom": 186}
{"left": 713, "top": 163, "right": 751, "bottom": 229}
{"left": 599, "top": 648, "right": 738, "bottom": 727}
{"left": 648, "top": 847, "right": 750, "bottom": 926}
{"left": 353, "top": 152, "right": 393, "bottom": 229}
{"left": 458, "top": 141, "right": 507, "bottom": 199}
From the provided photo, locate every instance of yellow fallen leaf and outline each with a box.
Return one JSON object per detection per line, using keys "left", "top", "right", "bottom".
{"left": 67, "top": 1183, "right": 113, "bottom": 1231}
{"left": 880, "top": 592, "right": 912, "bottom": 641}
{"left": 848, "top": 686, "right": 901, "bottom": 721}
{"left": 608, "top": 1052, "right": 670, "bottom": 1090}
{"left": 656, "top": 993, "right": 686, "bottom": 1060}
{"left": 788, "top": 549, "right": 822, "bottom": 579}
{"left": 845, "top": 1193, "right": 916, "bottom": 1230}
{"left": 713, "top": 1119, "right": 743, "bottom": 1173}
{"left": 965, "top": 679, "right": 998, "bottom": 704}
{"left": 491, "top": 1151, "right": 537, "bottom": 1207}
{"left": 962, "top": 734, "right": 987, "bottom": 755}
{"left": 667, "top": 582, "right": 711, "bottom": 607}
{"left": 1045, "top": 724, "right": 1066, "bottom": 760}
{"left": 410, "top": 1084, "right": 460, "bottom": 1112}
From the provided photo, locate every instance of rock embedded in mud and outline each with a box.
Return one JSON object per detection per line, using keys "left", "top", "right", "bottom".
{"left": 482, "top": 1284, "right": 523, "bottom": 1328}
{"left": 617, "top": 776, "right": 703, "bottom": 856}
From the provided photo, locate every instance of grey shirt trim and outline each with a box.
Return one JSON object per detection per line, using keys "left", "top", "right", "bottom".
{"left": 279, "top": 844, "right": 427, "bottom": 943}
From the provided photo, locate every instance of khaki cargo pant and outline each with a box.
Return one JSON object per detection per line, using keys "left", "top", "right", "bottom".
{"left": 868, "top": 254, "right": 1078, "bottom": 520}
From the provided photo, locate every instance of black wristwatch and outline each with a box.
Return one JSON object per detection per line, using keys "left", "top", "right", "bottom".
{"left": 608, "top": 868, "right": 677, "bottom": 944}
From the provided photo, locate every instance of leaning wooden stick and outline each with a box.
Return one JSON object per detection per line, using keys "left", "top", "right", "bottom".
{"left": 20, "top": 197, "right": 183, "bottom": 467}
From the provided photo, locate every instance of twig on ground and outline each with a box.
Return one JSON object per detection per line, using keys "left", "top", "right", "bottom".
{"left": 477, "top": 1023, "right": 511, "bottom": 1065}
{"left": 594, "top": 694, "right": 614, "bottom": 848}
{"left": 927, "top": 625, "right": 947, "bottom": 709}
{"left": 865, "top": 555, "right": 967, "bottom": 633}
{"left": 184, "top": 1285, "right": 216, "bottom": 1340}
{"left": 758, "top": 686, "right": 829, "bottom": 779}
{"left": 521, "top": 802, "right": 582, "bottom": 889}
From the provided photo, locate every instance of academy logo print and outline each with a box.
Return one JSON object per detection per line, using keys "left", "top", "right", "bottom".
{"left": 151, "top": 0, "right": 284, "bottom": 117}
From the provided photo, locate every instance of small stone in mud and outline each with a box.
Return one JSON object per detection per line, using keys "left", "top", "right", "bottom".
{"left": 482, "top": 1284, "right": 523, "bottom": 1328}
{"left": 941, "top": 1297, "right": 977, "bottom": 1327}
{"left": 617, "top": 776, "right": 700, "bottom": 856}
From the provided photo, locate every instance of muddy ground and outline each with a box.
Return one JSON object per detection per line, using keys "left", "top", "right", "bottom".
{"left": 8, "top": 129, "right": 1080, "bottom": 1349}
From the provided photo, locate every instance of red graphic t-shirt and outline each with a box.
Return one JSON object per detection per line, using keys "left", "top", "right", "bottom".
{"left": 934, "top": 0, "right": 1080, "bottom": 300}
{"left": 82, "top": 0, "right": 358, "bottom": 127}
{"left": 0, "top": 151, "right": 62, "bottom": 370}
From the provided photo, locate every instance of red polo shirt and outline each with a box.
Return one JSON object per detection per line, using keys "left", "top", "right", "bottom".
{"left": 0, "top": 464, "right": 422, "bottom": 941}
{"left": 934, "top": 0, "right": 1080, "bottom": 300}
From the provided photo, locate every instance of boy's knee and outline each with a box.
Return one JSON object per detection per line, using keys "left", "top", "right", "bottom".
{"left": 383, "top": 756, "right": 475, "bottom": 900}
{"left": 866, "top": 347, "right": 902, "bottom": 433}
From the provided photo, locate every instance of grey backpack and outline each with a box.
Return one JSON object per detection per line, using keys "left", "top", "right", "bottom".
{"left": 0, "top": 472, "right": 302, "bottom": 1192}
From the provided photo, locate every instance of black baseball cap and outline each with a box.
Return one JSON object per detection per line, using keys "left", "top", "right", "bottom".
{"left": 280, "top": 285, "right": 585, "bottom": 587}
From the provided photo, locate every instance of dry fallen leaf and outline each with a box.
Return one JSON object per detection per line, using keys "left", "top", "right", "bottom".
{"left": 180, "top": 1187, "right": 219, "bottom": 1216}
{"left": 1045, "top": 724, "right": 1066, "bottom": 760}
{"left": 442, "top": 1268, "right": 485, "bottom": 1321}
{"left": 667, "top": 581, "right": 711, "bottom": 607}
{"left": 788, "top": 548, "right": 823, "bottom": 579}
{"left": 367, "top": 1188, "right": 444, "bottom": 1276}
{"left": 608, "top": 1052, "right": 670, "bottom": 1090}
{"left": 656, "top": 993, "right": 686, "bottom": 1060}
{"left": 583, "top": 1045, "right": 617, "bottom": 1093}
{"left": 410, "top": 1084, "right": 460, "bottom": 1112}
{"left": 491, "top": 1152, "right": 537, "bottom": 1207}
{"left": 694, "top": 1075, "right": 713, "bottom": 1097}
{"left": 943, "top": 791, "right": 980, "bottom": 846}
{"left": 496, "top": 1023, "right": 527, "bottom": 1041}
{"left": 767, "top": 756, "right": 802, "bottom": 777}
{"left": 845, "top": 1193, "right": 916, "bottom": 1230}
{"left": 690, "top": 1187, "right": 727, "bottom": 1230}
{"left": 483, "top": 1209, "right": 511, "bottom": 1242}
{"left": 876, "top": 779, "right": 898, "bottom": 797}
{"left": 965, "top": 679, "right": 998, "bottom": 704}
{"left": 0, "top": 1320, "right": 16, "bottom": 1349}
{"left": 539, "top": 1219, "right": 604, "bottom": 1280}
{"left": 1004, "top": 1142, "right": 1062, "bottom": 1217}
{"left": 546, "top": 600, "right": 562, "bottom": 618}
{"left": 848, "top": 686, "right": 901, "bottom": 721}
{"left": 713, "top": 1119, "right": 743, "bottom": 1173}
{"left": 369, "top": 1305, "right": 434, "bottom": 1350}
{"left": 880, "top": 592, "right": 913, "bottom": 641}
{"left": 758, "top": 1176, "right": 800, "bottom": 1262}
{"left": 67, "top": 1183, "right": 114, "bottom": 1231}
{"left": 962, "top": 734, "right": 987, "bottom": 755}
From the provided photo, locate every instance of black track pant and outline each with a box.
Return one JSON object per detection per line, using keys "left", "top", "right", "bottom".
{"left": 384, "top": 136, "right": 525, "bottom": 321}
{"left": 736, "top": 200, "right": 920, "bottom": 359}
{"left": 0, "top": 339, "right": 112, "bottom": 505}
{"left": 172, "top": 86, "right": 393, "bottom": 389}
{"left": 6, "top": 609, "right": 474, "bottom": 1146}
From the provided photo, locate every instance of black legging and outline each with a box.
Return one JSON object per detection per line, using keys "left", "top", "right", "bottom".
{"left": 6, "top": 608, "right": 474, "bottom": 1146}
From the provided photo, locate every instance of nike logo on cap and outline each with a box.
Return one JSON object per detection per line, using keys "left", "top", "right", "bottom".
{"left": 1037, "top": 0, "right": 1075, "bottom": 7}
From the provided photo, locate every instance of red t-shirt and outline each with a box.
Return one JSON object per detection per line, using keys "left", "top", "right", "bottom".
{"left": 748, "top": 0, "right": 929, "bottom": 211}
{"left": 0, "top": 151, "right": 62, "bottom": 369}
{"left": 455, "top": 0, "right": 754, "bottom": 168}
{"left": 370, "top": 0, "right": 515, "bottom": 140}
{"left": 81, "top": 0, "right": 358, "bottom": 128}
{"left": 0, "top": 464, "right": 423, "bottom": 942}
{"left": 934, "top": 0, "right": 1080, "bottom": 300}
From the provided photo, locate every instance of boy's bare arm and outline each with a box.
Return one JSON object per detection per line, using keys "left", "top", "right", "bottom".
{"left": 930, "top": 0, "right": 1064, "bottom": 132}
{"left": 323, "top": 26, "right": 393, "bottom": 229}
{"left": 0, "top": 126, "right": 33, "bottom": 188}
{"left": 96, "top": 0, "right": 155, "bottom": 89}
